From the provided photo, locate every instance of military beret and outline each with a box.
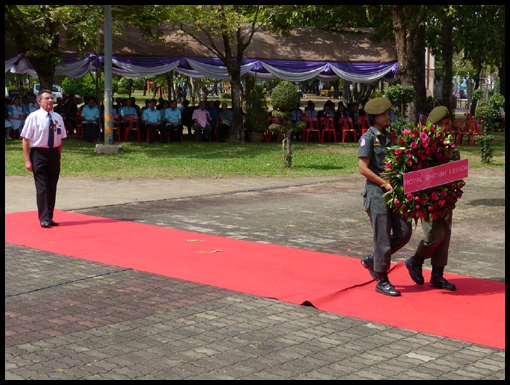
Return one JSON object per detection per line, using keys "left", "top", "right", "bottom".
{"left": 428, "top": 106, "right": 449, "bottom": 124}
{"left": 364, "top": 97, "right": 392, "bottom": 115}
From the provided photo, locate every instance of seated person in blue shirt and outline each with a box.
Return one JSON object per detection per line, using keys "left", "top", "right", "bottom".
{"left": 217, "top": 103, "right": 233, "bottom": 143}
{"left": 81, "top": 98, "right": 100, "bottom": 142}
{"left": 142, "top": 99, "right": 168, "bottom": 144}
{"left": 120, "top": 98, "right": 138, "bottom": 125}
{"left": 21, "top": 95, "right": 30, "bottom": 117}
{"left": 165, "top": 100, "right": 184, "bottom": 142}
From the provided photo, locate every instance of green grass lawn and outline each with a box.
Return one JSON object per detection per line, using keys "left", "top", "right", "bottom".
{"left": 5, "top": 133, "right": 505, "bottom": 180}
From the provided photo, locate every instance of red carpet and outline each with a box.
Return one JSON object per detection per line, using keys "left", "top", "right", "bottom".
{"left": 5, "top": 210, "right": 505, "bottom": 350}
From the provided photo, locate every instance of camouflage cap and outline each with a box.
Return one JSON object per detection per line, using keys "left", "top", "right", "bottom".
{"left": 364, "top": 97, "right": 392, "bottom": 115}
{"left": 428, "top": 106, "right": 449, "bottom": 124}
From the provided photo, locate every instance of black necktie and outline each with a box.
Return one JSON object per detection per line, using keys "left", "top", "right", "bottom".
{"left": 48, "top": 113, "right": 54, "bottom": 149}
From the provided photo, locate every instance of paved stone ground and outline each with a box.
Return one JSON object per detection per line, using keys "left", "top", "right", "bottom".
{"left": 5, "top": 168, "right": 505, "bottom": 380}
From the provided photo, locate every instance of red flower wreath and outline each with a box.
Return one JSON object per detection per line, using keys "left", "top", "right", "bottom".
{"left": 383, "top": 121, "right": 465, "bottom": 222}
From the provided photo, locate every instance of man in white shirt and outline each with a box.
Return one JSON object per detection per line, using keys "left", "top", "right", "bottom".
{"left": 21, "top": 89, "right": 67, "bottom": 227}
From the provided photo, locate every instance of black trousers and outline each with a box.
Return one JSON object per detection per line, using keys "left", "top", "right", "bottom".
{"left": 30, "top": 147, "right": 61, "bottom": 222}
{"left": 167, "top": 123, "right": 184, "bottom": 142}
{"left": 82, "top": 122, "right": 98, "bottom": 142}
{"left": 144, "top": 122, "right": 168, "bottom": 143}
{"left": 217, "top": 124, "right": 231, "bottom": 142}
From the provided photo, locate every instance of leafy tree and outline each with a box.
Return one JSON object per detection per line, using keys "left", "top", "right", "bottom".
{"left": 5, "top": 5, "right": 167, "bottom": 92}
{"left": 5, "top": 5, "right": 104, "bottom": 90}
{"left": 62, "top": 73, "right": 118, "bottom": 99}
{"left": 156, "top": 5, "right": 302, "bottom": 143}
{"left": 268, "top": 81, "right": 305, "bottom": 168}
{"left": 474, "top": 93, "right": 505, "bottom": 163}
{"left": 385, "top": 84, "right": 417, "bottom": 117}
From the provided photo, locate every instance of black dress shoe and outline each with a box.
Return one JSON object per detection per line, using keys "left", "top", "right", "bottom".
{"left": 40, "top": 220, "right": 52, "bottom": 228}
{"left": 361, "top": 254, "right": 377, "bottom": 281}
{"left": 48, "top": 219, "right": 59, "bottom": 226}
{"left": 404, "top": 255, "right": 425, "bottom": 285}
{"left": 375, "top": 272, "right": 401, "bottom": 296}
{"left": 429, "top": 266, "right": 456, "bottom": 291}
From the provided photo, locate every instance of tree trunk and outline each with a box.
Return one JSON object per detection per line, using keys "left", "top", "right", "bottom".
{"left": 29, "top": 55, "right": 55, "bottom": 91}
{"left": 229, "top": 70, "right": 245, "bottom": 143}
{"left": 342, "top": 80, "right": 351, "bottom": 105}
{"left": 498, "top": 44, "right": 505, "bottom": 98}
{"left": 333, "top": 79, "right": 340, "bottom": 100}
{"left": 470, "top": 64, "right": 483, "bottom": 115}
{"left": 441, "top": 20, "right": 454, "bottom": 121}
{"left": 283, "top": 124, "right": 293, "bottom": 168}
{"left": 412, "top": 23, "right": 427, "bottom": 122}
{"left": 391, "top": 5, "right": 426, "bottom": 125}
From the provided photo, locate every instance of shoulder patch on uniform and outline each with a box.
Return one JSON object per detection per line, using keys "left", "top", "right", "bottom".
{"left": 359, "top": 138, "right": 366, "bottom": 147}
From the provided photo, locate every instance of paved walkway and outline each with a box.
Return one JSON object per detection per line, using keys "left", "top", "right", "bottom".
{"left": 5, "top": 169, "right": 505, "bottom": 380}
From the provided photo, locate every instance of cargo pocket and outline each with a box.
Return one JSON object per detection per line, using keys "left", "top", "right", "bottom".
{"left": 362, "top": 189, "right": 370, "bottom": 213}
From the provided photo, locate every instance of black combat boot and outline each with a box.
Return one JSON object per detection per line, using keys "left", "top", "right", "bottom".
{"left": 375, "top": 272, "right": 401, "bottom": 297}
{"left": 361, "top": 254, "right": 377, "bottom": 281}
{"left": 404, "top": 253, "right": 425, "bottom": 285}
{"left": 429, "top": 266, "right": 456, "bottom": 291}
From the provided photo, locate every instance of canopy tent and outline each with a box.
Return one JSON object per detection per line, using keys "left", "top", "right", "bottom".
{"left": 6, "top": 25, "right": 398, "bottom": 83}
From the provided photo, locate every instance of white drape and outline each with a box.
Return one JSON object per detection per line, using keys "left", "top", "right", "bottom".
{"left": 260, "top": 62, "right": 328, "bottom": 82}
{"left": 55, "top": 58, "right": 97, "bottom": 78}
{"left": 111, "top": 58, "right": 181, "bottom": 78}
{"left": 184, "top": 59, "right": 257, "bottom": 79}
{"left": 329, "top": 64, "right": 396, "bottom": 84}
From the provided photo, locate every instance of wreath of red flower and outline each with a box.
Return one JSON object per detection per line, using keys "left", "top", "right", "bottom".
{"left": 383, "top": 121, "right": 465, "bottom": 222}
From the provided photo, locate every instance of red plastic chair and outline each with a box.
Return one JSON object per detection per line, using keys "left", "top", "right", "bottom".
{"left": 64, "top": 111, "right": 78, "bottom": 136}
{"left": 124, "top": 114, "right": 141, "bottom": 142}
{"left": 112, "top": 114, "right": 122, "bottom": 142}
{"left": 74, "top": 111, "right": 83, "bottom": 139}
{"left": 443, "top": 119, "right": 453, "bottom": 132}
{"left": 358, "top": 116, "right": 370, "bottom": 136}
{"left": 77, "top": 113, "right": 97, "bottom": 141}
{"left": 320, "top": 117, "right": 336, "bottom": 143}
{"left": 266, "top": 116, "right": 281, "bottom": 142}
{"left": 303, "top": 117, "right": 320, "bottom": 143}
{"left": 468, "top": 121, "right": 483, "bottom": 145}
{"left": 339, "top": 117, "right": 356, "bottom": 143}
{"left": 452, "top": 120, "right": 468, "bottom": 145}
{"left": 78, "top": 114, "right": 98, "bottom": 142}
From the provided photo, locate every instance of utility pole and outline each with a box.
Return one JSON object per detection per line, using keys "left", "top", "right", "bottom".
{"left": 104, "top": 4, "right": 113, "bottom": 145}
{"left": 96, "top": 5, "right": 123, "bottom": 154}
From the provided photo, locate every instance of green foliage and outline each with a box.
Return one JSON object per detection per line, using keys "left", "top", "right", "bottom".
{"left": 220, "top": 92, "right": 232, "bottom": 100}
{"left": 473, "top": 88, "right": 484, "bottom": 101}
{"left": 389, "top": 116, "right": 410, "bottom": 137}
{"left": 245, "top": 85, "right": 268, "bottom": 133}
{"left": 62, "top": 73, "right": 118, "bottom": 98}
{"left": 385, "top": 84, "right": 417, "bottom": 106}
{"left": 117, "top": 88, "right": 129, "bottom": 95}
{"left": 271, "top": 81, "right": 300, "bottom": 112}
{"left": 474, "top": 94, "right": 504, "bottom": 164}
{"left": 489, "top": 93, "right": 505, "bottom": 108}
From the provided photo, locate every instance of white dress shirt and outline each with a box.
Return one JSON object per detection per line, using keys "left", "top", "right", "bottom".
{"left": 21, "top": 108, "right": 67, "bottom": 148}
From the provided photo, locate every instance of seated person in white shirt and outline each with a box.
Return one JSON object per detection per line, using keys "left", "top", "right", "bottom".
{"left": 8, "top": 96, "right": 25, "bottom": 138}
{"left": 81, "top": 98, "right": 100, "bottom": 142}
